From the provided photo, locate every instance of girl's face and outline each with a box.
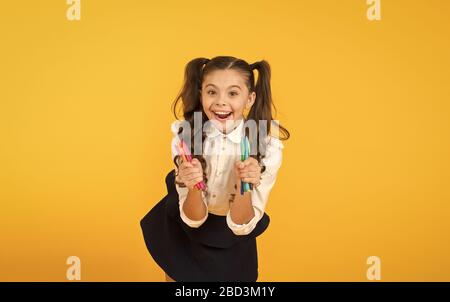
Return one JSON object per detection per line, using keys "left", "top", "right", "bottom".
{"left": 200, "top": 69, "right": 255, "bottom": 132}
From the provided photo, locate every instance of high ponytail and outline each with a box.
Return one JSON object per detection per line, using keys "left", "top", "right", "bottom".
{"left": 248, "top": 60, "right": 273, "bottom": 136}
{"left": 249, "top": 60, "right": 290, "bottom": 141}
{"left": 172, "top": 57, "right": 210, "bottom": 118}
{"left": 171, "top": 57, "right": 211, "bottom": 187}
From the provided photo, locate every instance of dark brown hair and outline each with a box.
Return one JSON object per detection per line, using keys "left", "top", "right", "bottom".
{"left": 172, "top": 56, "right": 290, "bottom": 185}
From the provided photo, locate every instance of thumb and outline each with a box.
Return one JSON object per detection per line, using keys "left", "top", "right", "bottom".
{"left": 191, "top": 158, "right": 201, "bottom": 167}
{"left": 236, "top": 161, "right": 244, "bottom": 169}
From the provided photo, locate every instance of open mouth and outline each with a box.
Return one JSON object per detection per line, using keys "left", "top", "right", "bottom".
{"left": 212, "top": 110, "right": 233, "bottom": 121}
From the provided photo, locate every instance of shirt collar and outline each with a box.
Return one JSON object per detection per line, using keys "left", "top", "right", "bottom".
{"left": 205, "top": 118, "right": 244, "bottom": 144}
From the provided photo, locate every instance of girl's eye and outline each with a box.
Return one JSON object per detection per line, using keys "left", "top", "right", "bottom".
{"left": 207, "top": 90, "right": 216, "bottom": 95}
{"left": 229, "top": 91, "right": 238, "bottom": 96}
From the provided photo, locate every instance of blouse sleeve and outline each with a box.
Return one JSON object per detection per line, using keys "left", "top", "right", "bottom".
{"left": 170, "top": 120, "right": 208, "bottom": 228}
{"left": 226, "top": 135, "right": 284, "bottom": 235}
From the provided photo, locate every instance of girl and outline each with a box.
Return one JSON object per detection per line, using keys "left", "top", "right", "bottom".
{"left": 140, "top": 56, "right": 290, "bottom": 282}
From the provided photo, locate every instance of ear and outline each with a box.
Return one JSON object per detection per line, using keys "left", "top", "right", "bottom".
{"left": 246, "top": 91, "right": 256, "bottom": 109}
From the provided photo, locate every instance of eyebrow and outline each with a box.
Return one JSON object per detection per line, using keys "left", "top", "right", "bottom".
{"left": 204, "top": 83, "right": 242, "bottom": 90}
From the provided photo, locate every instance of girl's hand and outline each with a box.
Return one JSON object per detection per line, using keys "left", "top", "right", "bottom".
{"left": 177, "top": 158, "right": 204, "bottom": 191}
{"left": 234, "top": 157, "right": 262, "bottom": 188}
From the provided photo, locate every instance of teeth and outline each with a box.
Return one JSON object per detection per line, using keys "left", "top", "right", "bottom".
{"left": 214, "top": 111, "right": 231, "bottom": 115}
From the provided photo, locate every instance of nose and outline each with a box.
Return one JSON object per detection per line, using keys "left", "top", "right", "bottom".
{"left": 214, "top": 95, "right": 227, "bottom": 107}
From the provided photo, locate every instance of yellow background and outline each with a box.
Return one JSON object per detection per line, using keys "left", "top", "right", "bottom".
{"left": 1, "top": 0, "right": 449, "bottom": 281}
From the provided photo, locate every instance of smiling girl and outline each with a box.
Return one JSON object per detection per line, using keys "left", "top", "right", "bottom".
{"left": 140, "top": 56, "right": 290, "bottom": 282}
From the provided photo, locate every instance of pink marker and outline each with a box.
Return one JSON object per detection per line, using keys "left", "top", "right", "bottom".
{"left": 178, "top": 140, "right": 207, "bottom": 190}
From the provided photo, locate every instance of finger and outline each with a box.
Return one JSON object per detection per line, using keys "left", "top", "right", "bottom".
{"left": 181, "top": 167, "right": 200, "bottom": 177}
{"left": 186, "top": 172, "right": 203, "bottom": 182}
{"left": 187, "top": 177, "right": 203, "bottom": 188}
{"left": 191, "top": 158, "right": 202, "bottom": 167}
{"left": 239, "top": 161, "right": 251, "bottom": 170}
{"left": 188, "top": 167, "right": 201, "bottom": 174}
{"left": 242, "top": 158, "right": 253, "bottom": 166}
{"left": 238, "top": 166, "right": 259, "bottom": 173}
{"left": 244, "top": 158, "right": 260, "bottom": 167}
{"left": 241, "top": 177, "right": 257, "bottom": 184}
{"left": 182, "top": 172, "right": 200, "bottom": 183}
{"left": 239, "top": 171, "right": 258, "bottom": 178}
{"left": 236, "top": 161, "right": 245, "bottom": 169}
{"left": 193, "top": 177, "right": 203, "bottom": 184}
{"left": 240, "top": 162, "right": 259, "bottom": 174}
{"left": 179, "top": 170, "right": 196, "bottom": 183}
{"left": 180, "top": 162, "right": 193, "bottom": 171}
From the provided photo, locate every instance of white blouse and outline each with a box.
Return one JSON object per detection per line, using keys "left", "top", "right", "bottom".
{"left": 170, "top": 118, "right": 284, "bottom": 236}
